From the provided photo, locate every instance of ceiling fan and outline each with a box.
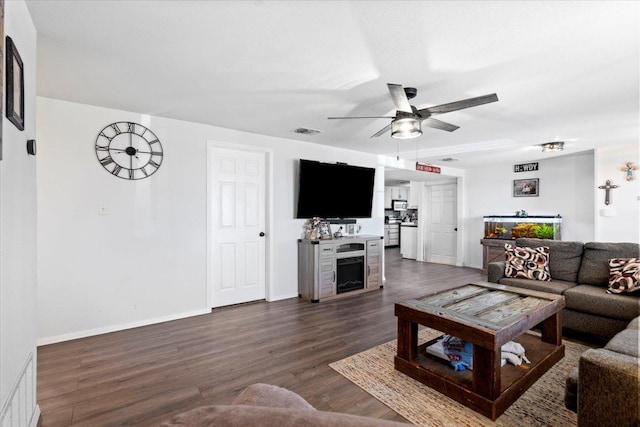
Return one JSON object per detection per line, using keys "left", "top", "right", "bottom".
{"left": 328, "top": 83, "right": 498, "bottom": 139}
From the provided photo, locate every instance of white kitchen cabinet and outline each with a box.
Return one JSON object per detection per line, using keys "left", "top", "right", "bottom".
{"left": 385, "top": 186, "right": 409, "bottom": 209}
{"left": 384, "top": 187, "right": 393, "bottom": 209}
{"left": 384, "top": 223, "right": 399, "bottom": 246}
{"left": 408, "top": 181, "right": 421, "bottom": 209}
{"left": 400, "top": 225, "right": 417, "bottom": 259}
{"left": 396, "top": 186, "right": 409, "bottom": 200}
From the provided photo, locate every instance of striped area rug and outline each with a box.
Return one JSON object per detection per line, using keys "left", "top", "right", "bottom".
{"left": 330, "top": 328, "right": 587, "bottom": 426}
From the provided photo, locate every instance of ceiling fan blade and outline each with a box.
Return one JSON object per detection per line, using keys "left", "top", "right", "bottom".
{"left": 419, "top": 93, "right": 498, "bottom": 115}
{"left": 327, "top": 116, "right": 395, "bottom": 119}
{"left": 370, "top": 124, "right": 391, "bottom": 138}
{"left": 422, "top": 118, "right": 459, "bottom": 132}
{"left": 387, "top": 83, "right": 413, "bottom": 113}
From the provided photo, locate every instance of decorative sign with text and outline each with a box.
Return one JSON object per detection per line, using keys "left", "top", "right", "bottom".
{"left": 416, "top": 162, "right": 441, "bottom": 174}
{"left": 514, "top": 162, "right": 538, "bottom": 173}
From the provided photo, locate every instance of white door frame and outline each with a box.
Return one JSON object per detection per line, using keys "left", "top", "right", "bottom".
{"left": 206, "top": 140, "right": 274, "bottom": 306}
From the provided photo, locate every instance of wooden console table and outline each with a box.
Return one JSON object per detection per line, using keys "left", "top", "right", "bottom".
{"left": 298, "top": 235, "right": 383, "bottom": 302}
{"left": 394, "top": 282, "right": 565, "bottom": 420}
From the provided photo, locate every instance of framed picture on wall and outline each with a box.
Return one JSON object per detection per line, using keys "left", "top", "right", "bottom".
{"left": 6, "top": 35, "right": 24, "bottom": 131}
{"left": 513, "top": 178, "right": 539, "bottom": 197}
{"left": 0, "top": 0, "right": 5, "bottom": 159}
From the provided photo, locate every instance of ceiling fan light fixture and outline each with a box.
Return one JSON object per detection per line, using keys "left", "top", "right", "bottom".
{"left": 391, "top": 117, "right": 422, "bottom": 139}
{"left": 541, "top": 141, "right": 564, "bottom": 152}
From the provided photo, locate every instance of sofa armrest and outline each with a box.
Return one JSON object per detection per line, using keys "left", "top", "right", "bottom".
{"left": 161, "top": 405, "right": 412, "bottom": 427}
{"left": 487, "top": 261, "right": 506, "bottom": 283}
{"left": 232, "top": 383, "right": 315, "bottom": 410}
{"left": 578, "top": 348, "right": 640, "bottom": 427}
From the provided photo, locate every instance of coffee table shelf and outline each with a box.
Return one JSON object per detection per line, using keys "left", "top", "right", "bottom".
{"left": 394, "top": 282, "right": 565, "bottom": 420}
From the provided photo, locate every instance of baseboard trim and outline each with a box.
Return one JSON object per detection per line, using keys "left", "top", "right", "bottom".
{"left": 267, "top": 292, "right": 299, "bottom": 302}
{"left": 37, "top": 308, "right": 211, "bottom": 345}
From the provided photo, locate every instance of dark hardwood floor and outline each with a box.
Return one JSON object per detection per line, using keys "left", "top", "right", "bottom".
{"left": 37, "top": 248, "right": 486, "bottom": 426}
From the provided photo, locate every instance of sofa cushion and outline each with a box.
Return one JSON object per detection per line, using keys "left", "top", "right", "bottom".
{"left": 628, "top": 317, "right": 640, "bottom": 329}
{"left": 605, "top": 329, "right": 640, "bottom": 357}
{"left": 232, "top": 383, "right": 315, "bottom": 410}
{"left": 564, "top": 284, "right": 640, "bottom": 321}
{"left": 499, "top": 277, "right": 576, "bottom": 295}
{"left": 515, "top": 238, "right": 584, "bottom": 282}
{"left": 160, "top": 405, "right": 411, "bottom": 427}
{"left": 607, "top": 258, "right": 640, "bottom": 294}
{"left": 577, "top": 242, "right": 640, "bottom": 287}
{"left": 563, "top": 309, "right": 629, "bottom": 339}
{"left": 504, "top": 244, "right": 551, "bottom": 281}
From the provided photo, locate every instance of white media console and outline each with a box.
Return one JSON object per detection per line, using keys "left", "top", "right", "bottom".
{"left": 297, "top": 235, "right": 383, "bottom": 302}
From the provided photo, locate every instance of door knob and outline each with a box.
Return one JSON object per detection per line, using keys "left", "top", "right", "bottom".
{"left": 454, "top": 228, "right": 458, "bottom": 231}
{"left": 259, "top": 232, "right": 265, "bottom": 237}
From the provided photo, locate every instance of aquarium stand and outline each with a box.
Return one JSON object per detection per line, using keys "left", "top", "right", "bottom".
{"left": 480, "top": 238, "right": 512, "bottom": 274}
{"left": 480, "top": 215, "right": 562, "bottom": 274}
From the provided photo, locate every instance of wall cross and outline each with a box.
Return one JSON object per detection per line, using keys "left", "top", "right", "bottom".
{"left": 598, "top": 179, "right": 619, "bottom": 205}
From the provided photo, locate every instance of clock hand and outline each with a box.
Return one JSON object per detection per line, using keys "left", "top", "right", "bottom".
{"left": 109, "top": 148, "right": 153, "bottom": 155}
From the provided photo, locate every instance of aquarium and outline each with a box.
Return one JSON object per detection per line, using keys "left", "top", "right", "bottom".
{"left": 483, "top": 215, "right": 562, "bottom": 240}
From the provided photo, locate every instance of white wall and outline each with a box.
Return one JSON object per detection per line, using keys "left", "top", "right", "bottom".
{"left": 0, "top": 0, "right": 39, "bottom": 425}
{"left": 36, "top": 97, "right": 384, "bottom": 344}
{"left": 594, "top": 143, "right": 640, "bottom": 242}
{"left": 463, "top": 151, "right": 596, "bottom": 269}
{"left": 35, "top": 101, "right": 639, "bottom": 344}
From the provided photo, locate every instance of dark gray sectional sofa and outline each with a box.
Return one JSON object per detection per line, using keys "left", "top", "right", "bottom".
{"left": 488, "top": 238, "right": 639, "bottom": 426}
{"left": 487, "top": 237, "right": 639, "bottom": 339}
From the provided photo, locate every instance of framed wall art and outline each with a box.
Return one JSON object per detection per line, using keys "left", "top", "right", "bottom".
{"left": 513, "top": 178, "right": 539, "bottom": 197}
{"left": 6, "top": 35, "right": 24, "bottom": 131}
{"left": 0, "top": 0, "right": 5, "bottom": 159}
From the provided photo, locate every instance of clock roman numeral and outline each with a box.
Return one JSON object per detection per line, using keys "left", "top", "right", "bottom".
{"left": 151, "top": 151, "right": 163, "bottom": 156}
{"left": 128, "top": 169, "right": 135, "bottom": 180}
{"left": 100, "top": 156, "right": 114, "bottom": 166}
{"left": 141, "top": 167, "right": 149, "bottom": 177}
{"left": 127, "top": 122, "right": 135, "bottom": 133}
{"left": 111, "top": 165, "right": 122, "bottom": 176}
{"left": 98, "top": 131, "right": 113, "bottom": 142}
{"left": 96, "top": 145, "right": 110, "bottom": 151}
{"left": 148, "top": 139, "right": 159, "bottom": 145}
{"left": 110, "top": 124, "right": 122, "bottom": 135}
{"left": 148, "top": 159, "right": 160, "bottom": 169}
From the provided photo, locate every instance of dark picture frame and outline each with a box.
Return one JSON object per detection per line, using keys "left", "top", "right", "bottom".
{"left": 513, "top": 178, "right": 539, "bottom": 197}
{"left": 6, "top": 35, "right": 24, "bottom": 131}
{"left": 0, "top": 0, "right": 5, "bottom": 159}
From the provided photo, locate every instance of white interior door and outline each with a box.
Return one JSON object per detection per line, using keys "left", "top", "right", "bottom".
{"left": 209, "top": 146, "right": 266, "bottom": 307}
{"left": 427, "top": 183, "right": 457, "bottom": 265}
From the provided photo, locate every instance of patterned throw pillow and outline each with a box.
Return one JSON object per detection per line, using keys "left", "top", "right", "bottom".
{"left": 607, "top": 258, "right": 640, "bottom": 294}
{"left": 504, "top": 244, "right": 551, "bottom": 281}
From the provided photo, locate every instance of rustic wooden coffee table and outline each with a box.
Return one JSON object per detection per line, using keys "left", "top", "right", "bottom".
{"left": 394, "top": 281, "right": 565, "bottom": 420}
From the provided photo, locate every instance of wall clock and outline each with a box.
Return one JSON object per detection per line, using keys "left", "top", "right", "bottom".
{"left": 95, "top": 121, "right": 163, "bottom": 180}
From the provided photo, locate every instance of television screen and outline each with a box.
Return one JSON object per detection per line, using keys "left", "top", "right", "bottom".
{"left": 296, "top": 159, "right": 375, "bottom": 219}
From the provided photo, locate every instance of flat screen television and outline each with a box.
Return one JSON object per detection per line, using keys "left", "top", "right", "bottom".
{"left": 296, "top": 159, "right": 375, "bottom": 219}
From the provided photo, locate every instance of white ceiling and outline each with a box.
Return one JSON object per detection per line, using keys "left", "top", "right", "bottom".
{"left": 26, "top": 1, "right": 639, "bottom": 178}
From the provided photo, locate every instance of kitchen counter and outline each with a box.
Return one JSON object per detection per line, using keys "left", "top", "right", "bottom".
{"left": 401, "top": 222, "right": 417, "bottom": 227}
